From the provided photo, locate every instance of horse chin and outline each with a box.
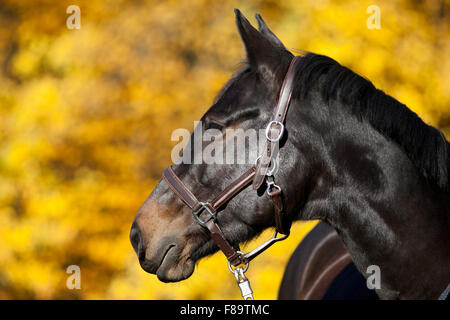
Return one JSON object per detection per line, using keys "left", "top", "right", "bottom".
{"left": 155, "top": 238, "right": 223, "bottom": 282}
{"left": 156, "top": 260, "right": 195, "bottom": 283}
{"left": 154, "top": 247, "right": 195, "bottom": 283}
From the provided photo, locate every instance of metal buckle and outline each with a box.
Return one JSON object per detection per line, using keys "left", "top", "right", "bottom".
{"left": 192, "top": 202, "right": 216, "bottom": 227}
{"left": 265, "top": 120, "right": 285, "bottom": 142}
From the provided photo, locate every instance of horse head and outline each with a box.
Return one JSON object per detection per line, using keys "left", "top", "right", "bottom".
{"left": 129, "top": 10, "right": 301, "bottom": 282}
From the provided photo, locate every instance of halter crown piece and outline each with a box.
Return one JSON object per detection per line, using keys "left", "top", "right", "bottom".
{"left": 163, "top": 56, "right": 301, "bottom": 299}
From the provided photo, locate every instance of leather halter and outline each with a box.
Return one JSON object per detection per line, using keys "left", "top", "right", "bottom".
{"left": 163, "top": 56, "right": 301, "bottom": 267}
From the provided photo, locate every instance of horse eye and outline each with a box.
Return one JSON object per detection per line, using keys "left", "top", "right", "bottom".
{"left": 205, "top": 121, "right": 224, "bottom": 131}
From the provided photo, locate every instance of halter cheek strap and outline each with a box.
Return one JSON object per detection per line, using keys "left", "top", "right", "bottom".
{"left": 253, "top": 56, "right": 300, "bottom": 190}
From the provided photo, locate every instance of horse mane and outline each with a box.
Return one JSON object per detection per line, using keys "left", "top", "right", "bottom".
{"left": 292, "top": 52, "right": 449, "bottom": 192}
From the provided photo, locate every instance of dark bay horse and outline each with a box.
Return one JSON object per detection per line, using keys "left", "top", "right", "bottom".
{"left": 130, "top": 10, "right": 450, "bottom": 299}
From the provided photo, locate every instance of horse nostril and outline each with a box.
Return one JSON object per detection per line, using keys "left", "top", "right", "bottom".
{"left": 130, "top": 221, "right": 143, "bottom": 255}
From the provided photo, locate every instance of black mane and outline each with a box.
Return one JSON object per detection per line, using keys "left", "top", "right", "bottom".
{"left": 292, "top": 53, "right": 449, "bottom": 192}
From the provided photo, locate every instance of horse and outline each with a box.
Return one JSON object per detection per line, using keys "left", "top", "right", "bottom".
{"left": 130, "top": 9, "right": 450, "bottom": 300}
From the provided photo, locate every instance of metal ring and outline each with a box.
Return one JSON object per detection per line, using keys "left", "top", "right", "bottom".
{"left": 267, "top": 158, "right": 277, "bottom": 176}
{"left": 254, "top": 155, "right": 277, "bottom": 176}
{"left": 254, "top": 155, "right": 261, "bottom": 166}
{"left": 265, "top": 120, "right": 285, "bottom": 142}
{"left": 227, "top": 251, "right": 249, "bottom": 273}
{"left": 266, "top": 183, "right": 281, "bottom": 196}
{"left": 233, "top": 267, "right": 248, "bottom": 282}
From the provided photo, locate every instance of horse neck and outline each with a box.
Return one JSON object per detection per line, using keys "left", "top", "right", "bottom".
{"left": 286, "top": 95, "right": 450, "bottom": 299}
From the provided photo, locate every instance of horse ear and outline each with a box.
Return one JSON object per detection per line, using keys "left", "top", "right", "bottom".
{"left": 255, "top": 13, "right": 286, "bottom": 49}
{"left": 234, "top": 9, "right": 292, "bottom": 84}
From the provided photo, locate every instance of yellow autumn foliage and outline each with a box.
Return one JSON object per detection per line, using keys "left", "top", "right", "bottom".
{"left": 0, "top": 0, "right": 448, "bottom": 299}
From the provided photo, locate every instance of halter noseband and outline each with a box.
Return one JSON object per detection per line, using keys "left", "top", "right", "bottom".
{"left": 162, "top": 56, "right": 301, "bottom": 299}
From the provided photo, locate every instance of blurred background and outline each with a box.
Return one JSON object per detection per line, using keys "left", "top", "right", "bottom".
{"left": 0, "top": 0, "right": 448, "bottom": 299}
